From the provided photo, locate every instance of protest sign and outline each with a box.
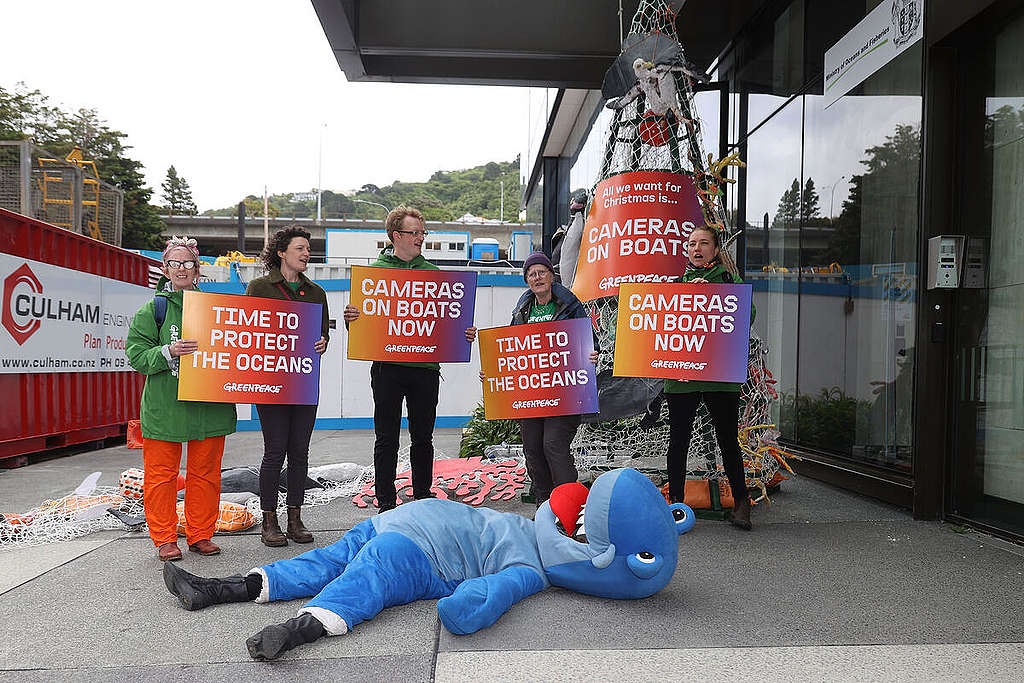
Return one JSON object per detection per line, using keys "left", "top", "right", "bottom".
{"left": 613, "top": 282, "right": 752, "bottom": 383}
{"left": 571, "top": 170, "right": 704, "bottom": 302}
{"left": 178, "top": 291, "right": 322, "bottom": 404}
{"left": 348, "top": 265, "right": 477, "bottom": 363}
{"left": 479, "top": 317, "right": 598, "bottom": 420}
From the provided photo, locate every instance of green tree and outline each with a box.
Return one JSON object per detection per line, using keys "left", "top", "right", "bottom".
{"left": 241, "top": 195, "right": 279, "bottom": 219}
{"left": 161, "top": 165, "right": 198, "bottom": 215}
{"left": 801, "top": 178, "right": 820, "bottom": 221}
{"left": 773, "top": 178, "right": 800, "bottom": 229}
{"left": 0, "top": 83, "right": 165, "bottom": 248}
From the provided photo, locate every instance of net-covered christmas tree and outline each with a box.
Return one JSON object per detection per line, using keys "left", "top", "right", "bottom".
{"left": 561, "top": 0, "right": 794, "bottom": 505}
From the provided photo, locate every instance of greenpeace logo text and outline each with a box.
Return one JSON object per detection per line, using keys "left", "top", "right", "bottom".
{"left": 651, "top": 360, "right": 708, "bottom": 370}
{"left": 512, "top": 398, "right": 561, "bottom": 409}
{"left": 385, "top": 344, "right": 437, "bottom": 353}
{"left": 222, "top": 382, "right": 283, "bottom": 393}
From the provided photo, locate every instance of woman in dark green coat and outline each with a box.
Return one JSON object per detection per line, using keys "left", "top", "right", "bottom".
{"left": 664, "top": 226, "right": 754, "bottom": 530}
{"left": 245, "top": 226, "right": 329, "bottom": 547}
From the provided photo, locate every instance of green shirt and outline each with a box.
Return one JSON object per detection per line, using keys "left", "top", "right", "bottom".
{"left": 528, "top": 301, "right": 556, "bottom": 323}
{"left": 369, "top": 248, "right": 442, "bottom": 371}
{"left": 125, "top": 279, "right": 237, "bottom": 442}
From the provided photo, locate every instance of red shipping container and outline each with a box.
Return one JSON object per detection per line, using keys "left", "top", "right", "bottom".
{"left": 0, "top": 207, "right": 155, "bottom": 464}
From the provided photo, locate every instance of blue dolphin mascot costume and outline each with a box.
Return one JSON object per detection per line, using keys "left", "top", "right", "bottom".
{"left": 163, "top": 468, "right": 695, "bottom": 660}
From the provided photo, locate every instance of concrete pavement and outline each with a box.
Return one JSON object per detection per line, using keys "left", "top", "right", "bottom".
{"left": 1, "top": 429, "right": 1022, "bottom": 682}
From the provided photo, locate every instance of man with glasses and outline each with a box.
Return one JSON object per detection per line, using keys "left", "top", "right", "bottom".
{"left": 343, "top": 206, "right": 476, "bottom": 512}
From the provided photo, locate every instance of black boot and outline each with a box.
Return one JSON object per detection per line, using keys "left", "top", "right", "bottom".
{"left": 286, "top": 506, "right": 313, "bottom": 544}
{"left": 261, "top": 511, "right": 287, "bottom": 547}
{"left": 163, "top": 562, "right": 253, "bottom": 611}
{"left": 728, "top": 496, "right": 752, "bottom": 531}
{"left": 246, "top": 613, "right": 326, "bottom": 661}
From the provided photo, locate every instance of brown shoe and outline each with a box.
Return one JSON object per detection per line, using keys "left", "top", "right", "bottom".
{"left": 286, "top": 507, "right": 313, "bottom": 544}
{"left": 261, "top": 511, "right": 287, "bottom": 547}
{"left": 728, "top": 496, "right": 752, "bottom": 531}
{"left": 188, "top": 539, "right": 221, "bottom": 556}
{"left": 158, "top": 542, "right": 182, "bottom": 562}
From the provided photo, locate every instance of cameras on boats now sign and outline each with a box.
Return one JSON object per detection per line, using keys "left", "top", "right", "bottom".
{"left": 613, "top": 283, "right": 752, "bottom": 384}
{"left": 347, "top": 266, "right": 477, "bottom": 363}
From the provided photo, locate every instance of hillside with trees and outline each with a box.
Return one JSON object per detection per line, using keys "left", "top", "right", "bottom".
{"left": 205, "top": 158, "right": 521, "bottom": 222}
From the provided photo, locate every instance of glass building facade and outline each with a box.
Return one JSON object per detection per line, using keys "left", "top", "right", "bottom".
{"left": 527, "top": 0, "right": 1024, "bottom": 541}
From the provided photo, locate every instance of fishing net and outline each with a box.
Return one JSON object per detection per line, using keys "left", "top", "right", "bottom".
{"left": 565, "top": 0, "right": 793, "bottom": 500}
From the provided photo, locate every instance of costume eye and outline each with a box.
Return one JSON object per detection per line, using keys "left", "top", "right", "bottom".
{"left": 635, "top": 552, "right": 656, "bottom": 564}
{"left": 670, "top": 503, "right": 696, "bottom": 535}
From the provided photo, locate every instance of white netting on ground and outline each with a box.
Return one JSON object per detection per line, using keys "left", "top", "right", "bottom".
{"left": 0, "top": 448, "right": 437, "bottom": 550}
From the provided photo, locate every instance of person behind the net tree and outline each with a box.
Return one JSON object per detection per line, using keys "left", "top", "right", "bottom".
{"left": 245, "top": 225, "right": 330, "bottom": 547}
{"left": 342, "top": 206, "right": 476, "bottom": 512}
{"left": 500, "top": 252, "right": 599, "bottom": 506}
{"left": 664, "top": 225, "right": 755, "bottom": 530}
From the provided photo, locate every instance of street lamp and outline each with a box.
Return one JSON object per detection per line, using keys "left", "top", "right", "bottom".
{"left": 828, "top": 175, "right": 848, "bottom": 221}
{"left": 352, "top": 199, "right": 391, "bottom": 218}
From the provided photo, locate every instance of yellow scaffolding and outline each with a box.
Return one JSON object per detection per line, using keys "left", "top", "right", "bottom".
{"left": 36, "top": 146, "right": 104, "bottom": 241}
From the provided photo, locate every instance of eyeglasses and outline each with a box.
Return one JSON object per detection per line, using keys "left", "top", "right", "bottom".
{"left": 165, "top": 260, "right": 198, "bottom": 270}
{"left": 394, "top": 230, "right": 429, "bottom": 237}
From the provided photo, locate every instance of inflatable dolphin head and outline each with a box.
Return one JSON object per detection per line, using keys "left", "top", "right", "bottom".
{"left": 535, "top": 467, "right": 695, "bottom": 599}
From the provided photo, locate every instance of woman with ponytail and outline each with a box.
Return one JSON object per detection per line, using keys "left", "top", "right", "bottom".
{"left": 664, "top": 226, "right": 755, "bottom": 530}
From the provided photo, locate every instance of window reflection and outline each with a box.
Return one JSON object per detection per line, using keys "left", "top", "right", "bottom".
{"left": 743, "top": 94, "right": 802, "bottom": 440}
{"left": 800, "top": 90, "right": 921, "bottom": 467}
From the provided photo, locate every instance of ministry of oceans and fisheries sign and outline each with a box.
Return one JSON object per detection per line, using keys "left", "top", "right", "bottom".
{"left": 824, "top": 0, "right": 923, "bottom": 108}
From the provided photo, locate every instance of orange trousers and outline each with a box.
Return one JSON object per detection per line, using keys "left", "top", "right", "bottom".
{"left": 143, "top": 436, "right": 224, "bottom": 547}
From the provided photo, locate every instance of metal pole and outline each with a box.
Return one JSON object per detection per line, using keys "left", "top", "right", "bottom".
{"left": 19, "top": 141, "right": 32, "bottom": 217}
{"left": 237, "top": 201, "right": 246, "bottom": 252}
{"left": 263, "top": 185, "right": 269, "bottom": 248}
{"left": 500, "top": 179, "right": 504, "bottom": 223}
{"left": 316, "top": 124, "right": 325, "bottom": 222}
{"left": 763, "top": 213, "right": 769, "bottom": 268}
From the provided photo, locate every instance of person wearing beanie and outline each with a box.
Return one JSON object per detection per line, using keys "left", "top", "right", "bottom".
{"left": 505, "top": 252, "right": 599, "bottom": 505}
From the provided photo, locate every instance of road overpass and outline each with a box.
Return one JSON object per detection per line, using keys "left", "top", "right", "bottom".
{"left": 160, "top": 215, "right": 541, "bottom": 257}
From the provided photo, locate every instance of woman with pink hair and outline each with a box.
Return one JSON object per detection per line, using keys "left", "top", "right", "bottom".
{"left": 126, "top": 237, "right": 236, "bottom": 561}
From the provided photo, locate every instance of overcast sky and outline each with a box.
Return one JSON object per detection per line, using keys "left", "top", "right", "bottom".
{"left": 1, "top": 1, "right": 529, "bottom": 212}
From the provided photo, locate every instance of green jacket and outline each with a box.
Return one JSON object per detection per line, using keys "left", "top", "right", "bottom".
{"left": 367, "top": 248, "right": 441, "bottom": 371}
{"left": 125, "top": 278, "right": 237, "bottom": 442}
{"left": 245, "top": 266, "right": 331, "bottom": 348}
{"left": 663, "top": 262, "right": 755, "bottom": 395}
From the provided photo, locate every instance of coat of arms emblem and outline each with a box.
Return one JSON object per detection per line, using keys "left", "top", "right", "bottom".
{"left": 891, "top": 0, "right": 922, "bottom": 47}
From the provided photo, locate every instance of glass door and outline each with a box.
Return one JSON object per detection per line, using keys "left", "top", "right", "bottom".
{"left": 949, "top": 8, "right": 1024, "bottom": 536}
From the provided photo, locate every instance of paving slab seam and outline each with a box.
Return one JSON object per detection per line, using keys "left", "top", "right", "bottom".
{"left": 429, "top": 613, "right": 443, "bottom": 682}
{"left": 0, "top": 536, "right": 119, "bottom": 594}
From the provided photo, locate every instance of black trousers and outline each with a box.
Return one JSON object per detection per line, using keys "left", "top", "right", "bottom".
{"left": 520, "top": 414, "right": 581, "bottom": 505}
{"left": 370, "top": 362, "right": 440, "bottom": 506}
{"left": 255, "top": 403, "right": 318, "bottom": 510}
{"left": 665, "top": 391, "right": 748, "bottom": 503}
